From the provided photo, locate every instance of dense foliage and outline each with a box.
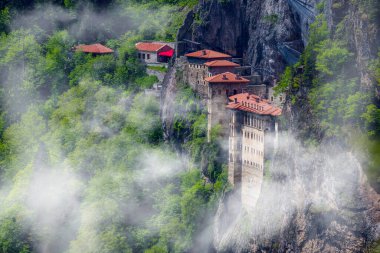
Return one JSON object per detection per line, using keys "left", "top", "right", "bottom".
{"left": 0, "top": 1, "right": 228, "bottom": 252}
{"left": 275, "top": 4, "right": 380, "bottom": 188}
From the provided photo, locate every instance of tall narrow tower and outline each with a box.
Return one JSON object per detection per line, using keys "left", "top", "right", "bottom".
{"left": 226, "top": 93, "right": 282, "bottom": 210}
{"left": 204, "top": 72, "right": 249, "bottom": 140}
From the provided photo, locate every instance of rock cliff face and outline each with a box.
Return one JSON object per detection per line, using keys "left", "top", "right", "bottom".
{"left": 178, "top": 0, "right": 379, "bottom": 87}
{"left": 172, "top": 0, "right": 380, "bottom": 252}
{"left": 178, "top": 0, "right": 304, "bottom": 82}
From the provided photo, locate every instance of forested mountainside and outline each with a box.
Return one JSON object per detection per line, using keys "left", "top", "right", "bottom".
{"left": 0, "top": 0, "right": 379, "bottom": 253}
{"left": 0, "top": 1, "right": 225, "bottom": 252}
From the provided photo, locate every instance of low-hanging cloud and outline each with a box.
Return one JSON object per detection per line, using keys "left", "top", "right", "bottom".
{"left": 214, "top": 132, "right": 370, "bottom": 252}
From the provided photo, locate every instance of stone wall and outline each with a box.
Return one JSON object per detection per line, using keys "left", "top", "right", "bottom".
{"left": 186, "top": 63, "right": 209, "bottom": 98}
{"left": 207, "top": 82, "right": 247, "bottom": 140}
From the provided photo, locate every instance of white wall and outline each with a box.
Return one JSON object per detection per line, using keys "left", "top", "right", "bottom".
{"left": 137, "top": 51, "right": 158, "bottom": 64}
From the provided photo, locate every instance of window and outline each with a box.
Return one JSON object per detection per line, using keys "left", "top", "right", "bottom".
{"left": 271, "top": 96, "right": 274, "bottom": 102}
{"left": 233, "top": 89, "right": 237, "bottom": 95}
{"left": 147, "top": 54, "right": 150, "bottom": 60}
{"left": 138, "top": 53, "right": 141, "bottom": 59}
{"left": 142, "top": 54, "right": 146, "bottom": 59}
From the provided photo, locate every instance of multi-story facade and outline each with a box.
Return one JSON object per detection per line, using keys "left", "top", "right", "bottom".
{"left": 184, "top": 50, "right": 239, "bottom": 98}
{"left": 204, "top": 72, "right": 250, "bottom": 140}
{"left": 226, "top": 93, "right": 282, "bottom": 210}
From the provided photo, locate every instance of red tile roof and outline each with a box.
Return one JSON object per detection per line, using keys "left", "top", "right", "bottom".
{"left": 227, "top": 93, "right": 282, "bottom": 116}
{"left": 204, "top": 72, "right": 250, "bottom": 83}
{"left": 185, "top": 49, "right": 231, "bottom": 59}
{"left": 135, "top": 42, "right": 170, "bottom": 52}
{"left": 204, "top": 60, "right": 240, "bottom": 67}
{"left": 75, "top": 43, "right": 114, "bottom": 54}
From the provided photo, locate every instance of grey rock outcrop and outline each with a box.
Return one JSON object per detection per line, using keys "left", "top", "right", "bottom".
{"left": 178, "top": 0, "right": 304, "bottom": 82}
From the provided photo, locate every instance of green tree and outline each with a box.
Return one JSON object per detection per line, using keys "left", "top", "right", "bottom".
{"left": 44, "top": 30, "right": 74, "bottom": 94}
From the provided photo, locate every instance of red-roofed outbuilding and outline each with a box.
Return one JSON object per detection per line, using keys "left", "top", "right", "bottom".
{"left": 74, "top": 43, "right": 114, "bottom": 54}
{"left": 135, "top": 42, "right": 174, "bottom": 64}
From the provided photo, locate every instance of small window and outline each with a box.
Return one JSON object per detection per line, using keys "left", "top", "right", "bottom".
{"left": 142, "top": 54, "right": 146, "bottom": 59}
{"left": 271, "top": 96, "right": 274, "bottom": 102}
{"left": 138, "top": 53, "right": 141, "bottom": 59}
{"left": 147, "top": 54, "right": 150, "bottom": 60}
